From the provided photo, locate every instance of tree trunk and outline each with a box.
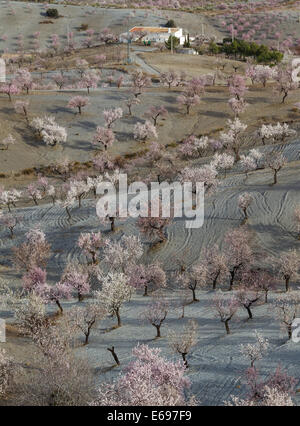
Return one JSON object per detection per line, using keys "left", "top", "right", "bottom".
{"left": 246, "top": 306, "right": 253, "bottom": 320}
{"left": 155, "top": 325, "right": 161, "bottom": 338}
{"left": 143, "top": 285, "right": 148, "bottom": 296}
{"left": 273, "top": 170, "right": 278, "bottom": 185}
{"left": 116, "top": 308, "right": 121, "bottom": 327}
{"left": 181, "top": 352, "right": 188, "bottom": 368}
{"left": 66, "top": 206, "right": 71, "bottom": 221}
{"left": 212, "top": 271, "right": 220, "bottom": 290}
{"left": 229, "top": 270, "right": 235, "bottom": 291}
{"left": 110, "top": 217, "right": 115, "bottom": 232}
{"left": 56, "top": 300, "right": 63, "bottom": 314}
{"left": 282, "top": 91, "right": 288, "bottom": 104}
{"left": 107, "top": 346, "right": 120, "bottom": 365}
{"left": 264, "top": 291, "right": 268, "bottom": 304}
{"left": 224, "top": 319, "right": 230, "bottom": 335}
{"left": 285, "top": 277, "right": 290, "bottom": 292}
{"left": 84, "top": 330, "right": 90, "bottom": 345}
{"left": 191, "top": 286, "right": 199, "bottom": 302}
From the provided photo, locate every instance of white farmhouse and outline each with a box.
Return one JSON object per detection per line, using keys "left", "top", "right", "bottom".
{"left": 128, "top": 27, "right": 185, "bottom": 45}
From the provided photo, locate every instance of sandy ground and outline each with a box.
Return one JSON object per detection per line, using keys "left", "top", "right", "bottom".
{"left": 1, "top": 155, "right": 300, "bottom": 405}
{"left": 0, "top": 1, "right": 300, "bottom": 406}
{"left": 1, "top": 77, "right": 300, "bottom": 176}
{"left": 0, "top": 1, "right": 221, "bottom": 54}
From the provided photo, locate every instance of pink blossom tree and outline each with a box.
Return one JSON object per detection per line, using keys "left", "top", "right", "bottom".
{"left": 142, "top": 299, "right": 169, "bottom": 338}
{"left": 125, "top": 97, "right": 140, "bottom": 116}
{"left": 95, "top": 272, "right": 131, "bottom": 328}
{"left": 228, "top": 74, "right": 248, "bottom": 100}
{"left": 131, "top": 70, "right": 151, "bottom": 98}
{"left": 240, "top": 331, "right": 269, "bottom": 368}
{"left": 238, "top": 192, "right": 253, "bottom": 221}
{"left": 274, "top": 66, "right": 298, "bottom": 103}
{"left": 202, "top": 244, "right": 229, "bottom": 290}
{"left": 236, "top": 286, "right": 261, "bottom": 320}
{"left": 77, "top": 232, "right": 103, "bottom": 264}
{"left": 13, "top": 228, "right": 51, "bottom": 272}
{"left": 92, "top": 344, "right": 192, "bottom": 406}
{"left": 14, "top": 100, "right": 29, "bottom": 124}
{"left": 276, "top": 250, "right": 300, "bottom": 292}
{"left": 1, "top": 83, "right": 20, "bottom": 101}
{"left": 26, "top": 183, "right": 42, "bottom": 205}
{"left": 92, "top": 126, "right": 115, "bottom": 151}
{"left": 265, "top": 151, "right": 287, "bottom": 185}
{"left": 134, "top": 121, "right": 158, "bottom": 142}
{"left": 168, "top": 320, "right": 198, "bottom": 367}
{"left": 0, "top": 135, "right": 15, "bottom": 150}
{"left": 103, "top": 107, "right": 123, "bottom": 128}
{"left": 272, "top": 292, "right": 300, "bottom": 339}
{"left": 67, "top": 96, "right": 89, "bottom": 114}
{"left": 0, "top": 213, "right": 19, "bottom": 239}
{"left": 224, "top": 227, "right": 253, "bottom": 290}
{"left": 66, "top": 302, "right": 107, "bottom": 345}
{"left": 145, "top": 106, "right": 168, "bottom": 126}
{"left": 60, "top": 262, "right": 90, "bottom": 302}
{"left": 127, "top": 263, "right": 166, "bottom": 296}
{"left": 213, "top": 291, "right": 239, "bottom": 335}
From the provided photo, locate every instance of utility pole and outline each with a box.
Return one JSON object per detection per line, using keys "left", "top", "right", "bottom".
{"left": 127, "top": 30, "right": 132, "bottom": 64}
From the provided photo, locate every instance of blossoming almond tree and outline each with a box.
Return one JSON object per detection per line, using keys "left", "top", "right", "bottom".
{"left": 238, "top": 192, "right": 253, "bottom": 222}
{"left": 92, "top": 344, "right": 193, "bottom": 406}
{"left": 213, "top": 291, "right": 239, "bottom": 335}
{"left": 272, "top": 292, "right": 300, "bottom": 339}
{"left": 0, "top": 134, "right": 15, "bottom": 150}
{"left": 240, "top": 330, "right": 269, "bottom": 367}
{"left": 77, "top": 232, "right": 103, "bottom": 264}
{"left": 134, "top": 120, "right": 158, "bottom": 142}
{"left": 13, "top": 228, "right": 51, "bottom": 272}
{"left": 60, "top": 262, "right": 90, "bottom": 302}
{"left": 168, "top": 319, "right": 198, "bottom": 367}
{"left": 142, "top": 299, "right": 169, "bottom": 338}
{"left": 67, "top": 96, "right": 89, "bottom": 114}
{"left": 144, "top": 106, "right": 168, "bottom": 126}
{"left": 265, "top": 151, "right": 287, "bottom": 185}
{"left": 103, "top": 235, "right": 143, "bottom": 272}
{"left": 224, "top": 227, "right": 253, "bottom": 290}
{"left": 95, "top": 272, "right": 131, "bottom": 328}
{"left": 127, "top": 263, "right": 166, "bottom": 296}
{"left": 92, "top": 126, "right": 115, "bottom": 151}
{"left": 103, "top": 107, "right": 123, "bottom": 129}
{"left": 275, "top": 249, "right": 300, "bottom": 292}
{"left": 66, "top": 302, "right": 107, "bottom": 345}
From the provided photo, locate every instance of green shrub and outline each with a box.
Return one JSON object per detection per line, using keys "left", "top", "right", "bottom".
{"left": 165, "top": 19, "right": 176, "bottom": 28}
{"left": 208, "top": 41, "right": 220, "bottom": 54}
{"left": 220, "top": 39, "right": 283, "bottom": 64}
{"left": 165, "top": 35, "right": 180, "bottom": 50}
{"left": 46, "top": 8, "right": 59, "bottom": 18}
